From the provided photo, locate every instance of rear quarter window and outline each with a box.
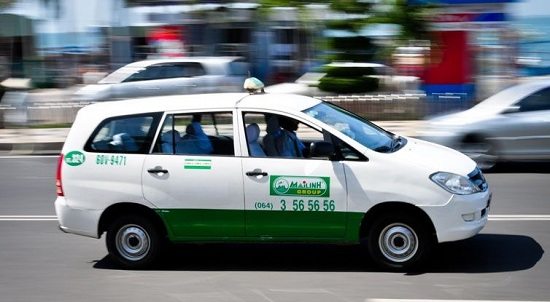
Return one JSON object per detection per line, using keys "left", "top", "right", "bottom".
{"left": 84, "top": 112, "right": 162, "bottom": 154}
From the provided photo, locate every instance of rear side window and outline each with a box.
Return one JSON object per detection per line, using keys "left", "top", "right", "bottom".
{"left": 228, "top": 59, "right": 249, "bottom": 76}
{"left": 153, "top": 112, "right": 234, "bottom": 156}
{"left": 84, "top": 113, "right": 162, "bottom": 154}
{"left": 123, "top": 63, "right": 206, "bottom": 82}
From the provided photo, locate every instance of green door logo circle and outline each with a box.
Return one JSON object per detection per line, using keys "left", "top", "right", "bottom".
{"left": 65, "top": 151, "right": 86, "bottom": 166}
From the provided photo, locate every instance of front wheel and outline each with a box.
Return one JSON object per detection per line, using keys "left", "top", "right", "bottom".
{"left": 106, "top": 215, "right": 162, "bottom": 269}
{"left": 367, "top": 214, "right": 433, "bottom": 271}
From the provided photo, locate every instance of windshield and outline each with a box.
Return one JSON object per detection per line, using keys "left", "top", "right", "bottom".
{"left": 473, "top": 83, "right": 539, "bottom": 111}
{"left": 99, "top": 67, "right": 144, "bottom": 84}
{"left": 303, "top": 102, "right": 404, "bottom": 153}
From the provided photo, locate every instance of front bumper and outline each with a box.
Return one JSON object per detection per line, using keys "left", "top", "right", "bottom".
{"left": 421, "top": 189, "right": 491, "bottom": 243}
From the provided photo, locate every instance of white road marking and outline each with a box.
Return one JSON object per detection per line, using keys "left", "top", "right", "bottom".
{"left": 0, "top": 215, "right": 58, "bottom": 221}
{"left": 0, "top": 214, "right": 549, "bottom": 222}
{"left": 489, "top": 215, "right": 550, "bottom": 221}
{"left": 367, "top": 300, "right": 549, "bottom": 302}
{"left": 269, "top": 288, "right": 332, "bottom": 294}
{"left": 0, "top": 155, "right": 58, "bottom": 159}
{"left": 251, "top": 290, "right": 276, "bottom": 302}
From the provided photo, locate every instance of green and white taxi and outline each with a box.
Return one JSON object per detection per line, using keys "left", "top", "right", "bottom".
{"left": 55, "top": 79, "right": 491, "bottom": 270}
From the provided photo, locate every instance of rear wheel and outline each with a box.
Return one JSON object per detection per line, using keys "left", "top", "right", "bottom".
{"left": 367, "top": 213, "right": 433, "bottom": 271}
{"left": 106, "top": 215, "right": 162, "bottom": 269}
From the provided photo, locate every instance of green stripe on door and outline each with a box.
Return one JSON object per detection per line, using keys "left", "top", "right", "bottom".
{"left": 184, "top": 159, "right": 212, "bottom": 170}
{"left": 155, "top": 209, "right": 365, "bottom": 244}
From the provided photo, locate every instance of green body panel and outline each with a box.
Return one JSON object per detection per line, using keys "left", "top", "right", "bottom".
{"left": 156, "top": 209, "right": 245, "bottom": 238}
{"left": 246, "top": 210, "right": 346, "bottom": 238}
{"left": 156, "top": 209, "right": 365, "bottom": 244}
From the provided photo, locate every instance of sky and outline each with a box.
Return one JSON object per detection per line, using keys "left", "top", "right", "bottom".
{"left": 508, "top": 0, "right": 550, "bottom": 17}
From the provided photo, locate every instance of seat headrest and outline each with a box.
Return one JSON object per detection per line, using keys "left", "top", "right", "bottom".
{"left": 246, "top": 123, "right": 260, "bottom": 141}
{"left": 162, "top": 130, "right": 181, "bottom": 143}
{"left": 266, "top": 116, "right": 280, "bottom": 134}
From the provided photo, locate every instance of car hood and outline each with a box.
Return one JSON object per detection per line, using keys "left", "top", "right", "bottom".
{"left": 428, "top": 108, "right": 496, "bottom": 127}
{"left": 391, "top": 137, "right": 476, "bottom": 176}
{"left": 73, "top": 84, "right": 112, "bottom": 101}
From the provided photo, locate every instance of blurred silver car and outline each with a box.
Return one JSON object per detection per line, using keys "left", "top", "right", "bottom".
{"left": 265, "top": 62, "right": 420, "bottom": 96}
{"left": 420, "top": 80, "right": 550, "bottom": 169}
{"left": 73, "top": 57, "right": 248, "bottom": 102}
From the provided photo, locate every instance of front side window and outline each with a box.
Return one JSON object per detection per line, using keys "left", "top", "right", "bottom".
{"left": 243, "top": 113, "right": 322, "bottom": 158}
{"left": 243, "top": 112, "right": 364, "bottom": 160}
{"left": 517, "top": 87, "right": 550, "bottom": 112}
{"left": 154, "top": 112, "right": 234, "bottom": 156}
{"left": 304, "top": 102, "right": 404, "bottom": 153}
{"left": 85, "top": 113, "right": 162, "bottom": 154}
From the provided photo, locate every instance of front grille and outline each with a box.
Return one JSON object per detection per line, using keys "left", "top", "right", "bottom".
{"left": 468, "top": 167, "right": 488, "bottom": 192}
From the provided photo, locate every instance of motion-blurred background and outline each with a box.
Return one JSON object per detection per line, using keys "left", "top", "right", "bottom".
{"left": 0, "top": 0, "right": 548, "bottom": 125}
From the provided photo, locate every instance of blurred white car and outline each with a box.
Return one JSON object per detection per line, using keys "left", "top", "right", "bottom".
{"left": 73, "top": 57, "right": 248, "bottom": 102}
{"left": 420, "top": 80, "right": 550, "bottom": 169}
{"left": 323, "top": 62, "right": 420, "bottom": 92}
{"left": 265, "top": 62, "right": 419, "bottom": 96}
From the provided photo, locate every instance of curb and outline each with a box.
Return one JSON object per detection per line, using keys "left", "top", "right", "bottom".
{"left": 0, "top": 142, "right": 64, "bottom": 155}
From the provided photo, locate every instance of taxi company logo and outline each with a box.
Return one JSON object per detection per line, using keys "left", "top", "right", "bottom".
{"left": 270, "top": 175, "right": 330, "bottom": 197}
{"left": 65, "top": 151, "right": 85, "bottom": 166}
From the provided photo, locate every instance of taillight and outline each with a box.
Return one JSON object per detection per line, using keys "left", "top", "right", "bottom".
{"left": 56, "top": 154, "right": 64, "bottom": 196}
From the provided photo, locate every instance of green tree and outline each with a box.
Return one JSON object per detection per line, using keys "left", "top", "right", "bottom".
{"left": 372, "top": 0, "right": 434, "bottom": 41}
{"left": 0, "top": 0, "right": 15, "bottom": 9}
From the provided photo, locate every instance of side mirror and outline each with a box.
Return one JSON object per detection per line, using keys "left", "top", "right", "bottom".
{"left": 310, "top": 141, "right": 335, "bottom": 158}
{"left": 502, "top": 105, "right": 520, "bottom": 114}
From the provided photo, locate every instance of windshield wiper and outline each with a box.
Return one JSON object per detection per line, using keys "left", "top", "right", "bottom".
{"left": 390, "top": 136, "right": 406, "bottom": 152}
{"left": 374, "top": 145, "right": 392, "bottom": 152}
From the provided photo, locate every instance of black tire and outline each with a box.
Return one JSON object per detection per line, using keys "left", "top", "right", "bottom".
{"left": 106, "top": 215, "right": 162, "bottom": 269}
{"left": 366, "top": 213, "right": 433, "bottom": 271}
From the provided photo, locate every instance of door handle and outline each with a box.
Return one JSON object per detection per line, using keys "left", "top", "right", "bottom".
{"left": 148, "top": 167, "right": 169, "bottom": 174}
{"left": 246, "top": 171, "right": 268, "bottom": 177}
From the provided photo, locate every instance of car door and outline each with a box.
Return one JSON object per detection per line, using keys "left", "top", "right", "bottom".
{"left": 142, "top": 110, "right": 245, "bottom": 240}
{"left": 497, "top": 87, "right": 550, "bottom": 159}
{"left": 175, "top": 62, "right": 206, "bottom": 94}
{"left": 112, "top": 65, "right": 165, "bottom": 99}
{"left": 240, "top": 111, "right": 348, "bottom": 239}
{"left": 156, "top": 63, "right": 200, "bottom": 95}
{"left": 72, "top": 113, "right": 163, "bottom": 213}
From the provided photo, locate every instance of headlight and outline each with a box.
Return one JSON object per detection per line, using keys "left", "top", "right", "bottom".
{"left": 430, "top": 172, "right": 480, "bottom": 195}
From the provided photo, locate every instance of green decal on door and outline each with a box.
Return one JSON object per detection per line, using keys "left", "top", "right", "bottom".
{"left": 184, "top": 159, "right": 212, "bottom": 170}
{"left": 270, "top": 175, "right": 330, "bottom": 197}
{"left": 65, "top": 151, "right": 85, "bottom": 166}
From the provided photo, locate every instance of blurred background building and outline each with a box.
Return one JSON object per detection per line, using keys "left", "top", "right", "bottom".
{"left": 0, "top": 0, "right": 547, "bottom": 103}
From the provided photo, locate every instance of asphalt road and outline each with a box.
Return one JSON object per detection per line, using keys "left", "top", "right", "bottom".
{"left": 0, "top": 156, "right": 549, "bottom": 302}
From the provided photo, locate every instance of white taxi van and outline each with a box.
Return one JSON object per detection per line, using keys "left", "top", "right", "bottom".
{"left": 55, "top": 79, "right": 491, "bottom": 271}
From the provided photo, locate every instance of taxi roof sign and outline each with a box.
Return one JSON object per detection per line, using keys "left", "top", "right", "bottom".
{"left": 244, "top": 77, "right": 265, "bottom": 94}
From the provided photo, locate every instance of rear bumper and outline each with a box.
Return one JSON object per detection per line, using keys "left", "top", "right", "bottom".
{"left": 55, "top": 197, "right": 102, "bottom": 239}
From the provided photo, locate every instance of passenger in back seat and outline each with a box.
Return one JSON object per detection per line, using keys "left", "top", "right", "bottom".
{"left": 180, "top": 114, "right": 213, "bottom": 155}
{"left": 109, "top": 133, "right": 139, "bottom": 152}
{"left": 161, "top": 130, "right": 182, "bottom": 154}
